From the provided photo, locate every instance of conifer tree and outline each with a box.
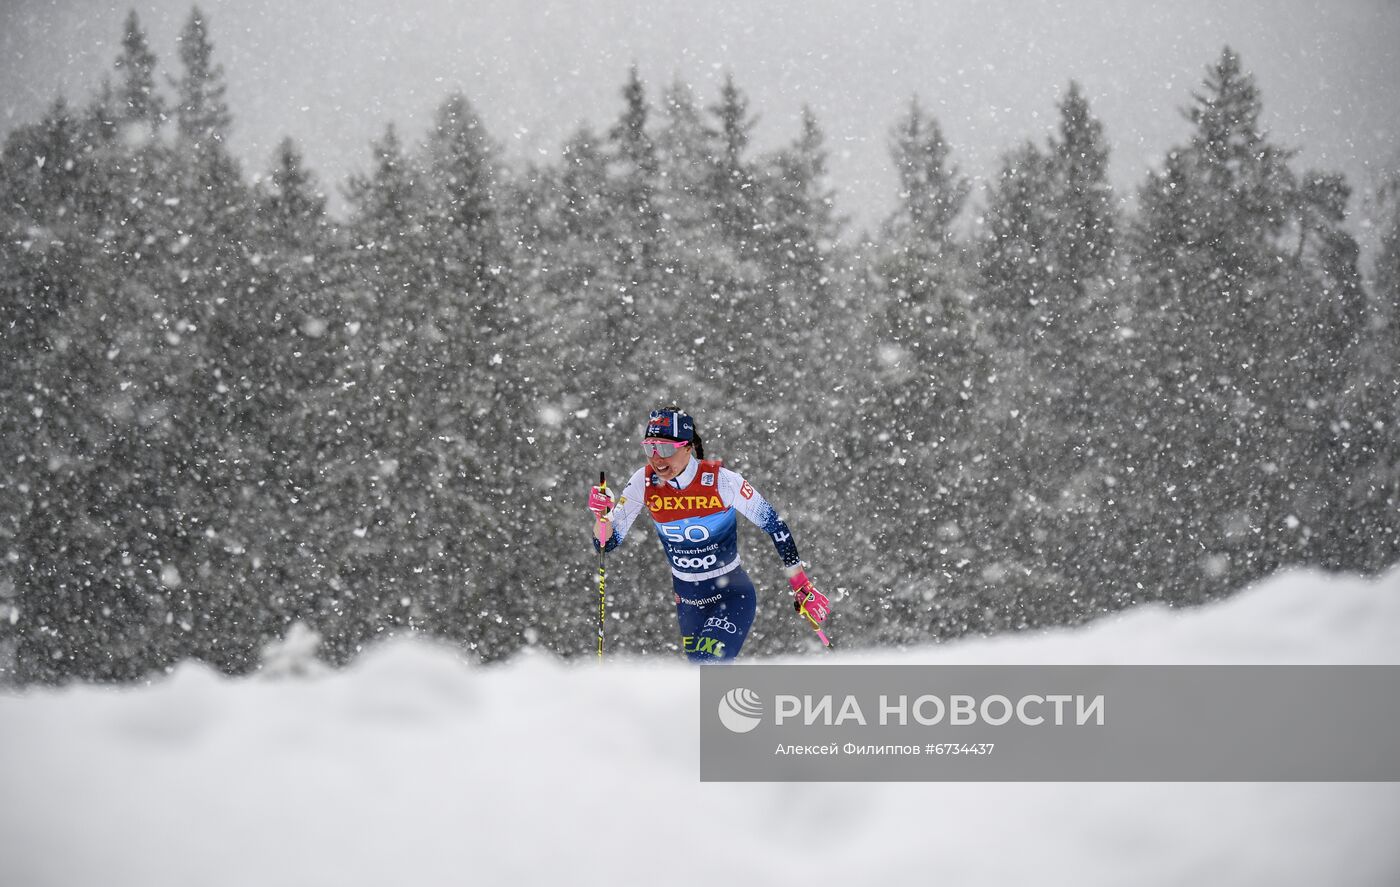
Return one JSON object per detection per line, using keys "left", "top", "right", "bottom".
{"left": 762, "top": 105, "right": 841, "bottom": 294}
{"left": 244, "top": 137, "right": 341, "bottom": 631}
{"left": 977, "top": 82, "right": 1125, "bottom": 619}
{"left": 608, "top": 66, "right": 663, "bottom": 272}
{"left": 745, "top": 105, "right": 842, "bottom": 425}
{"left": 652, "top": 78, "right": 722, "bottom": 362}
{"left": 655, "top": 78, "right": 714, "bottom": 252}
{"left": 173, "top": 8, "right": 231, "bottom": 154}
{"left": 259, "top": 137, "right": 327, "bottom": 237}
{"left": 853, "top": 97, "right": 987, "bottom": 638}
{"left": 534, "top": 125, "right": 623, "bottom": 401}
{"left": 91, "top": 10, "right": 174, "bottom": 287}
{"left": 346, "top": 125, "right": 421, "bottom": 258}
{"left": 155, "top": 7, "right": 270, "bottom": 671}
{"left": 1130, "top": 47, "right": 1364, "bottom": 600}
{"left": 0, "top": 101, "right": 106, "bottom": 681}
{"left": 878, "top": 96, "right": 972, "bottom": 358}
{"left": 1330, "top": 173, "right": 1400, "bottom": 572}
{"left": 169, "top": 5, "right": 244, "bottom": 263}
{"left": 115, "top": 10, "right": 165, "bottom": 131}
{"left": 1053, "top": 81, "right": 1116, "bottom": 287}
{"left": 883, "top": 97, "right": 968, "bottom": 269}
{"left": 1379, "top": 177, "right": 1400, "bottom": 307}
{"left": 322, "top": 123, "right": 429, "bottom": 659}
{"left": 707, "top": 73, "right": 761, "bottom": 254}
{"left": 980, "top": 140, "right": 1059, "bottom": 341}
{"left": 600, "top": 68, "right": 674, "bottom": 379}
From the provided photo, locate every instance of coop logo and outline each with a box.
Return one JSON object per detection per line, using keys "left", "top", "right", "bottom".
{"left": 673, "top": 553, "right": 719, "bottom": 570}
{"left": 718, "top": 687, "right": 764, "bottom": 734}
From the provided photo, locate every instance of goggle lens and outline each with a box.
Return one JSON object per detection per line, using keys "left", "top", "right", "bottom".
{"left": 641, "top": 438, "right": 688, "bottom": 458}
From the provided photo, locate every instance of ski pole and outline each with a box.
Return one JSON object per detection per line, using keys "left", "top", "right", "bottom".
{"left": 799, "top": 607, "right": 835, "bottom": 650}
{"left": 596, "top": 471, "right": 607, "bottom": 660}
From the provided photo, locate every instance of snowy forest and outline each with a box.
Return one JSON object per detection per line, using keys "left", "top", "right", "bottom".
{"left": 2, "top": 7, "right": 1398, "bottom": 685}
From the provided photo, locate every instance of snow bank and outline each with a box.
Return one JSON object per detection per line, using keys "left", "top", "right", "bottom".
{"left": 3, "top": 568, "right": 1399, "bottom": 887}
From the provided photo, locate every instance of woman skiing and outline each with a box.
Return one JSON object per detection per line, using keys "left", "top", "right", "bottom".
{"left": 587, "top": 407, "right": 832, "bottom": 662}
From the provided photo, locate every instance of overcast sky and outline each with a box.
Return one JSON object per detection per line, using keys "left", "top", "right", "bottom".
{"left": 3, "top": 0, "right": 1398, "bottom": 233}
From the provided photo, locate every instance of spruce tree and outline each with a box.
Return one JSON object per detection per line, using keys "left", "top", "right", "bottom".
{"left": 0, "top": 101, "right": 106, "bottom": 681}
{"left": 1053, "top": 81, "right": 1115, "bottom": 287}
{"left": 246, "top": 137, "right": 342, "bottom": 635}
{"left": 324, "top": 123, "right": 429, "bottom": 661}
{"left": 656, "top": 78, "right": 714, "bottom": 254}
{"left": 417, "top": 91, "right": 526, "bottom": 657}
{"left": 976, "top": 83, "right": 1125, "bottom": 619}
{"left": 980, "top": 139, "right": 1059, "bottom": 342}
{"left": 157, "top": 6, "right": 267, "bottom": 672}
{"left": 884, "top": 97, "right": 968, "bottom": 268}
{"left": 1130, "top": 47, "right": 1364, "bottom": 600}
{"left": 1331, "top": 173, "right": 1400, "bottom": 572}
{"left": 855, "top": 97, "right": 987, "bottom": 640}
{"left": 653, "top": 77, "right": 723, "bottom": 368}
{"left": 762, "top": 105, "right": 841, "bottom": 295}
{"left": 602, "top": 68, "right": 673, "bottom": 382}
{"left": 114, "top": 10, "right": 165, "bottom": 132}
{"left": 608, "top": 66, "right": 663, "bottom": 272}
{"left": 707, "top": 73, "right": 761, "bottom": 254}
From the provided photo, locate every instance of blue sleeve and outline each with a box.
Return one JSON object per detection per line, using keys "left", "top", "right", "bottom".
{"left": 763, "top": 513, "right": 802, "bottom": 567}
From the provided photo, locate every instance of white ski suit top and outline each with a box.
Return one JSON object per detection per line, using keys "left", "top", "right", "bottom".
{"left": 597, "top": 456, "right": 802, "bottom": 582}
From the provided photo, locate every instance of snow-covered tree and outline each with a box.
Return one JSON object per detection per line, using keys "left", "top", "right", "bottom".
{"left": 607, "top": 66, "right": 663, "bottom": 274}
{"left": 114, "top": 10, "right": 165, "bottom": 132}
{"left": 883, "top": 97, "right": 968, "bottom": 269}
{"left": 845, "top": 98, "right": 990, "bottom": 640}
{"left": 1129, "top": 47, "right": 1365, "bottom": 599}
{"left": 974, "top": 84, "right": 1128, "bottom": 617}
{"left": 760, "top": 105, "right": 842, "bottom": 295}
{"left": 706, "top": 73, "right": 761, "bottom": 255}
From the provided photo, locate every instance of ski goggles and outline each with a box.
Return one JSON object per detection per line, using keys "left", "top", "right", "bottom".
{"left": 641, "top": 438, "right": 690, "bottom": 458}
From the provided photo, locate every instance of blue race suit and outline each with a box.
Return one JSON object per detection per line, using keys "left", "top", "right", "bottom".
{"left": 595, "top": 456, "right": 802, "bottom": 662}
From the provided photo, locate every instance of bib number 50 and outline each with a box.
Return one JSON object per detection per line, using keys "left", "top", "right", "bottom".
{"left": 661, "top": 523, "right": 711, "bottom": 543}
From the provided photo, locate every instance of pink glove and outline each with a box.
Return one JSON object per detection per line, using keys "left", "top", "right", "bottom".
{"left": 789, "top": 568, "right": 831, "bottom": 627}
{"left": 587, "top": 483, "right": 614, "bottom": 545}
{"left": 587, "top": 484, "right": 613, "bottom": 518}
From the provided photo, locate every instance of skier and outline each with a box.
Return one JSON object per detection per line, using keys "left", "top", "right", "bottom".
{"left": 587, "top": 407, "right": 832, "bottom": 662}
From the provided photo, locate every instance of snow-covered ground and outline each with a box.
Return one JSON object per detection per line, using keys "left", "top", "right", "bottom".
{"left": 3, "top": 568, "right": 1399, "bottom": 887}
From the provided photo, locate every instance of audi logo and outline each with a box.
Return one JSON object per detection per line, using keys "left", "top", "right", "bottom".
{"left": 704, "top": 616, "right": 738, "bottom": 634}
{"left": 672, "top": 554, "right": 719, "bottom": 570}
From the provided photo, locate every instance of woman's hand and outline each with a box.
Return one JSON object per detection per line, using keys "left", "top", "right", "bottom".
{"left": 788, "top": 567, "right": 831, "bottom": 627}
{"left": 587, "top": 483, "right": 614, "bottom": 546}
{"left": 586, "top": 484, "right": 614, "bottom": 519}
